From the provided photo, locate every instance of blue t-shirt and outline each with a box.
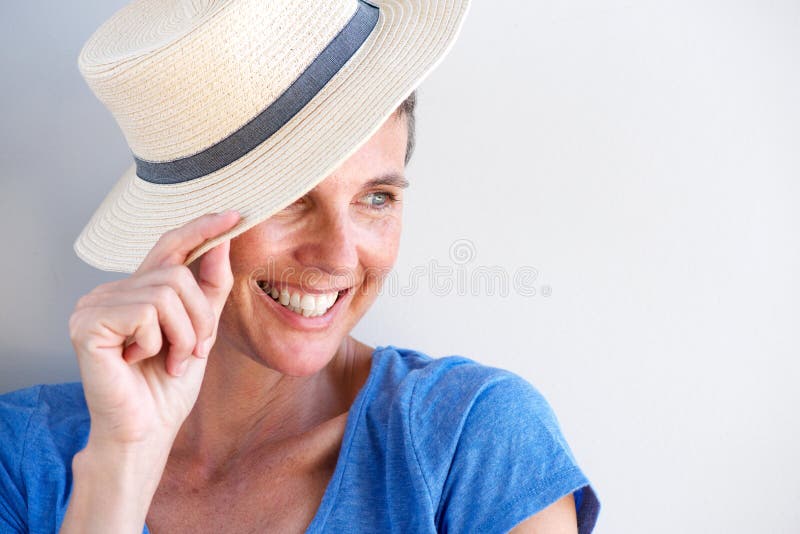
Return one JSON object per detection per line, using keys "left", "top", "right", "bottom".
{"left": 0, "top": 345, "right": 600, "bottom": 533}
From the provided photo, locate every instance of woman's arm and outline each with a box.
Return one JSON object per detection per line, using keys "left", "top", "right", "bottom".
{"left": 509, "top": 494, "right": 578, "bottom": 534}
{"left": 62, "top": 441, "right": 171, "bottom": 533}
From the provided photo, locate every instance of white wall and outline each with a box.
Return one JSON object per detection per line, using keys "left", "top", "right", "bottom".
{"left": 1, "top": 1, "right": 798, "bottom": 532}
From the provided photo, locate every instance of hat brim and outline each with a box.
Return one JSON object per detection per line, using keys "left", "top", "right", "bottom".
{"left": 74, "top": 0, "right": 470, "bottom": 273}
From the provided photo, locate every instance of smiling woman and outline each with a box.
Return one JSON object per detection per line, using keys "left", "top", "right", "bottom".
{"left": 0, "top": 0, "right": 599, "bottom": 533}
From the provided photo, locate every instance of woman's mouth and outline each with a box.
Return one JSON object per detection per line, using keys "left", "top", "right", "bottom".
{"left": 256, "top": 281, "right": 347, "bottom": 318}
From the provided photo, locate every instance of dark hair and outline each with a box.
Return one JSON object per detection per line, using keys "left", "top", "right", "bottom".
{"left": 394, "top": 90, "right": 417, "bottom": 166}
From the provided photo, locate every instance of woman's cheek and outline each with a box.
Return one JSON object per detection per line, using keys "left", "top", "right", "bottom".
{"left": 364, "top": 212, "right": 401, "bottom": 256}
{"left": 356, "top": 219, "right": 402, "bottom": 292}
{"left": 229, "top": 218, "right": 302, "bottom": 270}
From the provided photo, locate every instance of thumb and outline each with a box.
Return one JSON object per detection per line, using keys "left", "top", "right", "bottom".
{"left": 195, "top": 238, "right": 235, "bottom": 316}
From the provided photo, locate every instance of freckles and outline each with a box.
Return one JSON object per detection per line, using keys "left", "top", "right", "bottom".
{"left": 230, "top": 220, "right": 299, "bottom": 267}
{"left": 358, "top": 219, "right": 401, "bottom": 267}
{"left": 260, "top": 218, "right": 303, "bottom": 243}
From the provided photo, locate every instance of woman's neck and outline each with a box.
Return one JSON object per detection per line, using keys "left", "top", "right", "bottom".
{"left": 166, "top": 336, "right": 372, "bottom": 481}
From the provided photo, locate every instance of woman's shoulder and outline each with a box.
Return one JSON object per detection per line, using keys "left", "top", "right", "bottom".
{"left": 373, "top": 343, "right": 520, "bottom": 380}
{"left": 366, "top": 345, "right": 600, "bottom": 533}
{"left": 368, "top": 344, "right": 568, "bottom": 472}
{"left": 370, "top": 344, "right": 548, "bottom": 415}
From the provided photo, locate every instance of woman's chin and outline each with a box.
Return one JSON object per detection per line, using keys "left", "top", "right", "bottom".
{"left": 256, "top": 338, "right": 341, "bottom": 377}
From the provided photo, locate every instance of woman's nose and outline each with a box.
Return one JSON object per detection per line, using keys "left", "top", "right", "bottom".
{"left": 295, "top": 209, "right": 359, "bottom": 281}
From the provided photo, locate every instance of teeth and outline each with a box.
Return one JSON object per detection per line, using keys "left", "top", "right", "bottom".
{"left": 261, "top": 283, "right": 341, "bottom": 318}
{"left": 300, "top": 294, "right": 316, "bottom": 311}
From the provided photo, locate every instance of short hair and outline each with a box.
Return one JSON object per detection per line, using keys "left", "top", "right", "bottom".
{"left": 394, "top": 90, "right": 417, "bottom": 166}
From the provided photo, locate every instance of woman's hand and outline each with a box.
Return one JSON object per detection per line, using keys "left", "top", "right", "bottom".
{"left": 68, "top": 210, "right": 240, "bottom": 448}
{"left": 62, "top": 211, "right": 240, "bottom": 534}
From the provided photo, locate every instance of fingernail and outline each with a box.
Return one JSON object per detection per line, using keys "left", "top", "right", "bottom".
{"left": 197, "top": 338, "right": 213, "bottom": 358}
{"left": 175, "top": 359, "right": 189, "bottom": 376}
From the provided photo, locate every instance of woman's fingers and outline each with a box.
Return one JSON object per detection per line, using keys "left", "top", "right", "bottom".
{"left": 73, "top": 211, "right": 241, "bottom": 381}
{"left": 136, "top": 210, "right": 240, "bottom": 359}
{"left": 137, "top": 211, "right": 240, "bottom": 273}
{"left": 116, "top": 265, "right": 216, "bottom": 358}
{"left": 186, "top": 241, "right": 232, "bottom": 359}
{"left": 70, "top": 302, "right": 160, "bottom": 367}
{"left": 76, "top": 286, "right": 197, "bottom": 376}
{"left": 192, "top": 238, "right": 234, "bottom": 318}
{"left": 120, "top": 311, "right": 163, "bottom": 364}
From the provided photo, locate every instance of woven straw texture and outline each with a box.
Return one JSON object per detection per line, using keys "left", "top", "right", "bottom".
{"left": 74, "top": 0, "right": 471, "bottom": 272}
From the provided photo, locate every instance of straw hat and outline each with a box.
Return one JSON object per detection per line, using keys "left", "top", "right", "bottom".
{"left": 74, "top": 0, "right": 470, "bottom": 273}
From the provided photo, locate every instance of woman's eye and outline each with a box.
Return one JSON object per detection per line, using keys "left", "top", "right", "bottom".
{"left": 360, "top": 191, "right": 397, "bottom": 210}
{"left": 283, "top": 196, "right": 307, "bottom": 210}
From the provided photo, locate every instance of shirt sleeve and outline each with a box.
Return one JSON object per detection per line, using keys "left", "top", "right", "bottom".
{"left": 434, "top": 372, "right": 600, "bottom": 534}
{"left": 0, "top": 386, "right": 41, "bottom": 533}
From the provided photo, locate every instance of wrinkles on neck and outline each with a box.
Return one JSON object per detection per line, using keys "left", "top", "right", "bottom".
{"left": 166, "top": 335, "right": 370, "bottom": 482}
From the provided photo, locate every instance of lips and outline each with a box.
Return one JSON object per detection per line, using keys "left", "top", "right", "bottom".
{"left": 256, "top": 280, "right": 352, "bottom": 329}
{"left": 257, "top": 280, "right": 343, "bottom": 317}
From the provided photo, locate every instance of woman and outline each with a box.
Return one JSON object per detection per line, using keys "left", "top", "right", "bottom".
{"left": 0, "top": 0, "right": 599, "bottom": 532}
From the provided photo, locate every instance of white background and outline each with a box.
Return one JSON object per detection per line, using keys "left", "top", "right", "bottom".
{"left": 1, "top": 1, "right": 799, "bottom": 532}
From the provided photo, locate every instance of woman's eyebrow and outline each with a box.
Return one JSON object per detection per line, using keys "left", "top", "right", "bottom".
{"left": 364, "top": 173, "right": 409, "bottom": 189}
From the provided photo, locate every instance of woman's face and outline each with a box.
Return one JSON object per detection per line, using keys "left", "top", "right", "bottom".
{"left": 217, "top": 112, "right": 409, "bottom": 376}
